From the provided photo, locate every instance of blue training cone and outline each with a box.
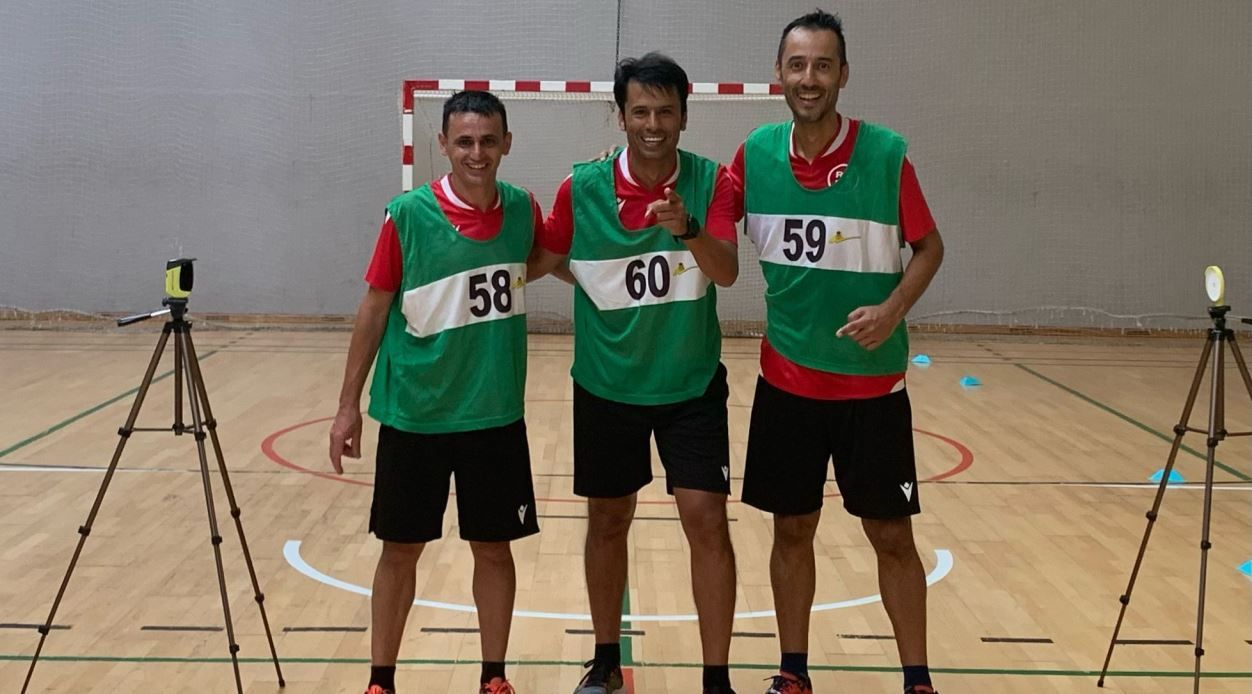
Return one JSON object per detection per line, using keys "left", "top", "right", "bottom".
{"left": 959, "top": 375, "right": 981, "bottom": 388}
{"left": 1148, "top": 469, "right": 1185, "bottom": 484}
{"left": 1238, "top": 561, "right": 1252, "bottom": 579}
{"left": 911, "top": 354, "right": 931, "bottom": 366}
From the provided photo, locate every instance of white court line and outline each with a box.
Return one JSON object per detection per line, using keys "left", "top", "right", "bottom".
{"left": 1071, "top": 483, "right": 1252, "bottom": 491}
{"left": 0, "top": 465, "right": 150, "bottom": 473}
{"left": 9, "top": 465, "right": 1250, "bottom": 492}
{"left": 283, "top": 540, "right": 953, "bottom": 622}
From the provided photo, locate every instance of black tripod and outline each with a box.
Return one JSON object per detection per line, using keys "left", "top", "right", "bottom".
{"left": 1098, "top": 306, "right": 1252, "bottom": 692}
{"left": 22, "top": 299, "right": 285, "bottom": 693}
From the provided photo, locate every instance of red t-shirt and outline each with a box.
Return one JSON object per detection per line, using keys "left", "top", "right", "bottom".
{"left": 536, "top": 148, "right": 739, "bottom": 254}
{"left": 365, "top": 175, "right": 545, "bottom": 292}
{"left": 727, "top": 116, "right": 937, "bottom": 400}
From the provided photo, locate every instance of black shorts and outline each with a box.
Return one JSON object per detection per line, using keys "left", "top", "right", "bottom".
{"left": 369, "top": 419, "right": 540, "bottom": 543}
{"left": 573, "top": 363, "right": 731, "bottom": 498}
{"left": 742, "top": 377, "right": 920, "bottom": 519}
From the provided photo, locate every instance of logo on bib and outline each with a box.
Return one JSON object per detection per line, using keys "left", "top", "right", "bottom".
{"left": 830, "top": 230, "right": 862, "bottom": 244}
{"left": 826, "top": 163, "right": 848, "bottom": 187}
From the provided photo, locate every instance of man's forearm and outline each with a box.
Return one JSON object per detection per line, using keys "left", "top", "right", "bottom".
{"left": 552, "top": 261, "right": 576, "bottom": 285}
{"left": 885, "top": 231, "right": 944, "bottom": 320}
{"left": 338, "top": 291, "right": 392, "bottom": 408}
{"left": 683, "top": 234, "right": 739, "bottom": 287}
{"left": 527, "top": 246, "right": 571, "bottom": 285}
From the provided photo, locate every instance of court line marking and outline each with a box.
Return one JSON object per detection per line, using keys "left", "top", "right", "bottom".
{"left": 7, "top": 462, "right": 1250, "bottom": 495}
{"left": 0, "top": 466, "right": 156, "bottom": 473}
{"left": 0, "top": 654, "right": 1248, "bottom": 678}
{"left": 260, "top": 418, "right": 974, "bottom": 501}
{"left": 1070, "top": 483, "right": 1252, "bottom": 491}
{"left": 1012, "top": 362, "right": 1250, "bottom": 482}
{"left": 0, "top": 349, "right": 220, "bottom": 460}
{"left": 282, "top": 540, "right": 953, "bottom": 622}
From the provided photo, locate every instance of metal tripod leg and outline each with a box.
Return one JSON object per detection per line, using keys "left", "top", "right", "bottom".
{"left": 21, "top": 324, "right": 174, "bottom": 694}
{"left": 1100, "top": 319, "right": 1252, "bottom": 691}
{"left": 182, "top": 328, "right": 285, "bottom": 686}
{"left": 1187, "top": 328, "right": 1252, "bottom": 692}
{"left": 22, "top": 319, "right": 287, "bottom": 692}
{"left": 1189, "top": 327, "right": 1225, "bottom": 692}
{"left": 176, "top": 325, "right": 246, "bottom": 693}
{"left": 174, "top": 323, "right": 185, "bottom": 434}
{"left": 1098, "top": 332, "right": 1214, "bottom": 686}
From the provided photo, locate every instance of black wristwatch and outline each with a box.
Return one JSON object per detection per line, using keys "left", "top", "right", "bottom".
{"left": 674, "top": 214, "right": 701, "bottom": 240}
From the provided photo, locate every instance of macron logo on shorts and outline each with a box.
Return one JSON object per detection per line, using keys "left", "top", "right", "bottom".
{"left": 518, "top": 504, "right": 528, "bottom": 524}
{"left": 721, "top": 465, "right": 729, "bottom": 481}
{"left": 900, "top": 482, "right": 914, "bottom": 502}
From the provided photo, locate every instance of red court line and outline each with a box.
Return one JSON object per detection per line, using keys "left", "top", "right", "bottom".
{"left": 261, "top": 416, "right": 370, "bottom": 486}
{"left": 261, "top": 418, "right": 973, "bottom": 502}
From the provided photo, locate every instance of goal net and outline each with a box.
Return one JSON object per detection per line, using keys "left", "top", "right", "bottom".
{"left": 403, "top": 79, "right": 790, "bottom": 335}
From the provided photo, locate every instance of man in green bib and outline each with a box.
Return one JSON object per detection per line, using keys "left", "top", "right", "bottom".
{"left": 728, "top": 11, "right": 946, "bottom": 694}
{"left": 329, "top": 91, "right": 541, "bottom": 694}
{"left": 529, "top": 53, "right": 742, "bottom": 694}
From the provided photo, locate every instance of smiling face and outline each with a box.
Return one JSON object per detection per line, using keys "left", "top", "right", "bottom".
{"left": 437, "top": 111, "right": 511, "bottom": 190}
{"left": 617, "top": 80, "right": 686, "bottom": 163}
{"left": 776, "top": 26, "right": 849, "bottom": 125}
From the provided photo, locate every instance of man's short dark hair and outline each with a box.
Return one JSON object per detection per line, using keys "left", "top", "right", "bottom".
{"left": 777, "top": 9, "right": 847, "bottom": 66}
{"left": 442, "top": 90, "right": 508, "bottom": 134}
{"left": 613, "top": 52, "right": 690, "bottom": 115}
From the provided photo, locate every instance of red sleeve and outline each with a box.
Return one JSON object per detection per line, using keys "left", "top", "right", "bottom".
{"left": 364, "top": 213, "right": 402, "bottom": 292}
{"left": 536, "top": 175, "right": 574, "bottom": 255}
{"left": 899, "top": 157, "right": 936, "bottom": 243}
{"left": 528, "top": 191, "right": 544, "bottom": 239}
{"left": 703, "top": 165, "right": 739, "bottom": 243}
{"left": 727, "top": 142, "right": 747, "bottom": 222}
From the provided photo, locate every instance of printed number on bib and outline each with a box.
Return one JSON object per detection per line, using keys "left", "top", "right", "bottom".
{"left": 468, "top": 269, "right": 514, "bottom": 317}
{"left": 625, "top": 256, "right": 672, "bottom": 300}
{"left": 782, "top": 218, "right": 826, "bottom": 263}
{"left": 400, "top": 262, "right": 526, "bottom": 338}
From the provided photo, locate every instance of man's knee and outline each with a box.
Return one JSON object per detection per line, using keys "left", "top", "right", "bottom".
{"left": 587, "top": 496, "right": 636, "bottom": 539}
{"left": 774, "top": 511, "right": 820, "bottom": 549}
{"left": 379, "top": 540, "right": 424, "bottom": 567}
{"left": 863, "top": 517, "right": 917, "bottom": 559}
{"left": 676, "top": 490, "right": 731, "bottom": 548}
{"left": 468, "top": 540, "right": 514, "bottom": 566}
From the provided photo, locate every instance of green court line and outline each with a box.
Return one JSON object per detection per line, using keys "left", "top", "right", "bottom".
{"left": 620, "top": 576, "right": 634, "bottom": 666}
{"left": 0, "top": 349, "right": 219, "bottom": 460}
{"left": 1015, "top": 363, "right": 1251, "bottom": 481}
{"left": 1, "top": 654, "right": 1248, "bottom": 679}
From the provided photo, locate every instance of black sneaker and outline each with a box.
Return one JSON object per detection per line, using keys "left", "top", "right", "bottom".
{"left": 572, "top": 659, "right": 625, "bottom": 694}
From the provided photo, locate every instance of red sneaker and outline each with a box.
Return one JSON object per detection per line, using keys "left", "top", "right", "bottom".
{"left": 480, "top": 677, "right": 516, "bottom": 693}
{"left": 763, "top": 671, "right": 812, "bottom": 694}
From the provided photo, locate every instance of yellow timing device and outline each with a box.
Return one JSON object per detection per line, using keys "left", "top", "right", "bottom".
{"left": 165, "top": 257, "right": 195, "bottom": 299}
{"left": 1203, "top": 265, "right": 1225, "bottom": 306}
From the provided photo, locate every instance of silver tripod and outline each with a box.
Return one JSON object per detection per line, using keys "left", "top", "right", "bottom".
{"left": 21, "top": 299, "right": 285, "bottom": 693}
{"left": 1098, "top": 306, "right": 1252, "bottom": 692}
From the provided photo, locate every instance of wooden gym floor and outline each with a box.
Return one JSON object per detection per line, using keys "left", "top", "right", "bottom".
{"left": 1, "top": 328, "right": 1249, "bottom": 693}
